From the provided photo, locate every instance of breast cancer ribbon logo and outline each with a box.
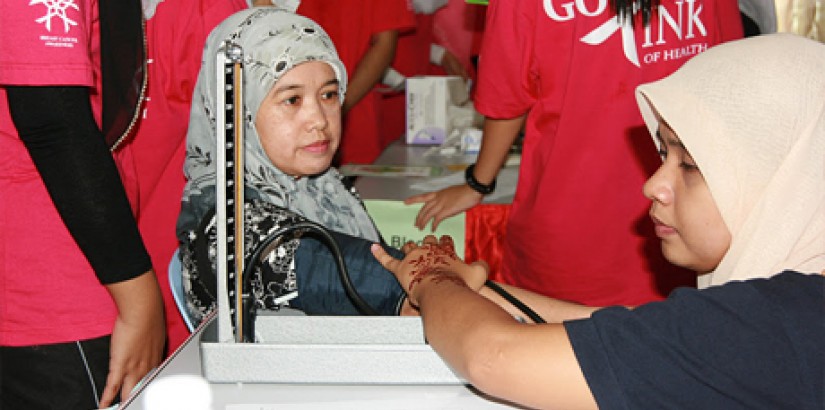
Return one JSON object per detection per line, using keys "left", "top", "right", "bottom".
{"left": 30, "top": 0, "right": 79, "bottom": 33}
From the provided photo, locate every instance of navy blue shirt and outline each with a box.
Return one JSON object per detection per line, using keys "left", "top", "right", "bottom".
{"left": 565, "top": 271, "right": 824, "bottom": 410}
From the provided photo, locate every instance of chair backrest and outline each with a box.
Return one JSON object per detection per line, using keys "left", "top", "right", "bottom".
{"left": 169, "top": 249, "right": 196, "bottom": 332}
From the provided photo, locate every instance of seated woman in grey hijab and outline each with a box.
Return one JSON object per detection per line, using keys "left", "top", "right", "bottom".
{"left": 177, "top": 7, "right": 407, "bottom": 325}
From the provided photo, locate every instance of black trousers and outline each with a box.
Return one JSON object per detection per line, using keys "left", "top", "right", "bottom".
{"left": 1, "top": 335, "right": 111, "bottom": 410}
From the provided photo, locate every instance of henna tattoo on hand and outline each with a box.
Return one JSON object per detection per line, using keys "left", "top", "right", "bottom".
{"left": 430, "top": 274, "right": 466, "bottom": 288}
{"left": 405, "top": 244, "right": 462, "bottom": 294}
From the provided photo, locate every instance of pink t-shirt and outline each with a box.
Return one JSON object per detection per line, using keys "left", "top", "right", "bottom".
{"left": 475, "top": 0, "right": 743, "bottom": 306}
{"left": 0, "top": 0, "right": 119, "bottom": 345}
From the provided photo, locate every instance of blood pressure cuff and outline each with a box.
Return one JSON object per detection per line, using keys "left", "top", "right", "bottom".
{"left": 182, "top": 199, "right": 405, "bottom": 325}
{"left": 291, "top": 233, "right": 406, "bottom": 316}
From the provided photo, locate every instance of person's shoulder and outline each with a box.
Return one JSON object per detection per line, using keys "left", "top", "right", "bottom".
{"left": 745, "top": 270, "right": 824, "bottom": 301}
{"left": 718, "top": 270, "right": 824, "bottom": 293}
{"left": 667, "top": 270, "right": 824, "bottom": 325}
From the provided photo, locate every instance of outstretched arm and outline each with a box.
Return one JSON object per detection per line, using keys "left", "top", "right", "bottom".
{"left": 371, "top": 237, "right": 597, "bottom": 409}
{"left": 406, "top": 115, "right": 525, "bottom": 231}
{"left": 479, "top": 282, "right": 599, "bottom": 324}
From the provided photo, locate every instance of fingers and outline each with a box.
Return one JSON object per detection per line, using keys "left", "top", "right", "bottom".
{"left": 409, "top": 190, "right": 453, "bottom": 230}
{"left": 404, "top": 192, "right": 435, "bottom": 205}
{"left": 415, "top": 200, "right": 440, "bottom": 230}
{"left": 430, "top": 214, "right": 443, "bottom": 232}
{"left": 422, "top": 235, "right": 438, "bottom": 245}
{"left": 99, "top": 366, "right": 148, "bottom": 408}
{"left": 120, "top": 374, "right": 141, "bottom": 404}
{"left": 438, "top": 235, "right": 456, "bottom": 255}
{"left": 98, "top": 371, "right": 121, "bottom": 408}
{"left": 418, "top": 200, "right": 448, "bottom": 232}
{"left": 470, "top": 259, "right": 490, "bottom": 273}
{"left": 371, "top": 243, "right": 400, "bottom": 272}
{"left": 402, "top": 235, "right": 447, "bottom": 255}
{"left": 401, "top": 240, "right": 417, "bottom": 254}
{"left": 466, "top": 261, "right": 490, "bottom": 290}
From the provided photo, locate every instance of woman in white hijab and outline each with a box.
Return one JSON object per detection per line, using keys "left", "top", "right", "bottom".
{"left": 636, "top": 33, "right": 825, "bottom": 288}
{"left": 370, "top": 33, "right": 825, "bottom": 410}
{"left": 176, "top": 8, "right": 407, "bottom": 324}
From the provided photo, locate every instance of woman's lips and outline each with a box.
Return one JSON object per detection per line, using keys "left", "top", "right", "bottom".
{"left": 303, "top": 140, "right": 330, "bottom": 153}
{"left": 654, "top": 222, "right": 677, "bottom": 237}
{"left": 651, "top": 215, "right": 677, "bottom": 237}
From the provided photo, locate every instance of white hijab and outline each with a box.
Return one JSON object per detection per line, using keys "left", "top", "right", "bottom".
{"left": 636, "top": 34, "right": 825, "bottom": 287}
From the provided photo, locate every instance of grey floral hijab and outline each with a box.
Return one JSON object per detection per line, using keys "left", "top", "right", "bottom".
{"left": 178, "top": 7, "right": 380, "bottom": 242}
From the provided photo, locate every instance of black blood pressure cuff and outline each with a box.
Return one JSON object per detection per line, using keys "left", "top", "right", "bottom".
{"left": 182, "top": 199, "right": 406, "bottom": 324}
{"left": 291, "top": 232, "right": 406, "bottom": 316}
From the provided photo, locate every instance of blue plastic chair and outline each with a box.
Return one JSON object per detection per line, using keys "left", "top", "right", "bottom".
{"left": 168, "top": 249, "right": 196, "bottom": 332}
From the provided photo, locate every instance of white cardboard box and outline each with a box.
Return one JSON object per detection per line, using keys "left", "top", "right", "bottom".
{"left": 405, "top": 76, "right": 469, "bottom": 145}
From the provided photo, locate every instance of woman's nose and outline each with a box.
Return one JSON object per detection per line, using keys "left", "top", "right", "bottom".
{"left": 643, "top": 164, "right": 674, "bottom": 204}
{"left": 306, "top": 98, "right": 328, "bottom": 131}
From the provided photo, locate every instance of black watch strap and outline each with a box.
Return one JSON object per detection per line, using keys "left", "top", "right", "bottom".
{"left": 465, "top": 163, "right": 496, "bottom": 195}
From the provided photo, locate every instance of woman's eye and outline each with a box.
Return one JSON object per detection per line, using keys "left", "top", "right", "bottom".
{"left": 679, "top": 152, "right": 699, "bottom": 171}
{"left": 283, "top": 96, "right": 300, "bottom": 105}
{"left": 679, "top": 155, "right": 700, "bottom": 171}
{"left": 322, "top": 90, "right": 339, "bottom": 100}
{"left": 679, "top": 161, "right": 699, "bottom": 171}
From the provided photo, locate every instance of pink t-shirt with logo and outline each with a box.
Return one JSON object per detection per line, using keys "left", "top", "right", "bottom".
{"left": 0, "top": 0, "right": 120, "bottom": 346}
{"left": 475, "top": 0, "right": 743, "bottom": 306}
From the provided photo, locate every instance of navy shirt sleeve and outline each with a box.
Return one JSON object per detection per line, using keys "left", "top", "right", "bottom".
{"left": 564, "top": 271, "right": 824, "bottom": 410}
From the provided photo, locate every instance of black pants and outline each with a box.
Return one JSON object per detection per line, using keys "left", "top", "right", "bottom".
{"left": 1, "top": 335, "right": 111, "bottom": 410}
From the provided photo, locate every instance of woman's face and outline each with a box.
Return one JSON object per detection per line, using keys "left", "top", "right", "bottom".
{"left": 255, "top": 61, "right": 341, "bottom": 177}
{"left": 643, "top": 120, "right": 731, "bottom": 273}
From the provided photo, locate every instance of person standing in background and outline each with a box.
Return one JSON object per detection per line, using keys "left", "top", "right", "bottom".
{"left": 0, "top": 0, "right": 164, "bottom": 408}
{"left": 129, "top": 0, "right": 247, "bottom": 354}
{"left": 297, "top": 0, "right": 415, "bottom": 165}
{"left": 431, "top": 0, "right": 486, "bottom": 83}
{"left": 407, "top": 0, "right": 744, "bottom": 306}
{"left": 379, "top": 0, "right": 486, "bottom": 146}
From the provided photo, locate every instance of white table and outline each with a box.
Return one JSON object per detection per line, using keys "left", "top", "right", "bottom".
{"left": 351, "top": 140, "right": 516, "bottom": 204}
{"left": 120, "top": 315, "right": 522, "bottom": 409}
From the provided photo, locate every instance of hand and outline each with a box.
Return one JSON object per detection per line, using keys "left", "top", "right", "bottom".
{"left": 440, "top": 50, "right": 470, "bottom": 81}
{"left": 402, "top": 236, "right": 488, "bottom": 291}
{"left": 99, "top": 270, "right": 166, "bottom": 408}
{"left": 372, "top": 235, "right": 488, "bottom": 306}
{"left": 406, "top": 184, "right": 483, "bottom": 231}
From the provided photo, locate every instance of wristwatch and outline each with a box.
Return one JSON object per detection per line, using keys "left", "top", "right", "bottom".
{"left": 464, "top": 163, "right": 496, "bottom": 195}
